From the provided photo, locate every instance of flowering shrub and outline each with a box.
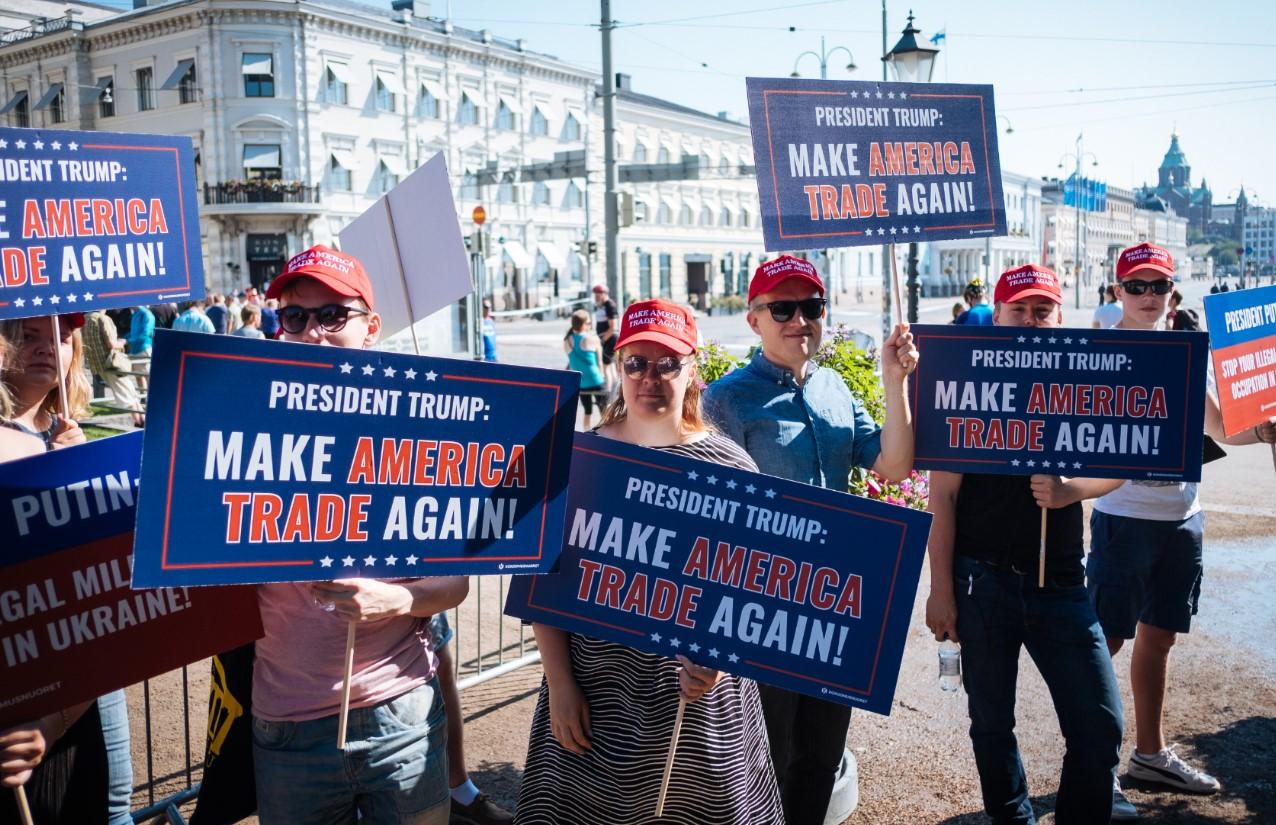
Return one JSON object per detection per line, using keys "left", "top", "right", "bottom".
{"left": 698, "top": 324, "right": 928, "bottom": 511}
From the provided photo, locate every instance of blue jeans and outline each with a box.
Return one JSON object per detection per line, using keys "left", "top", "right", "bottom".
{"left": 97, "top": 690, "right": 133, "bottom": 825}
{"left": 252, "top": 680, "right": 449, "bottom": 825}
{"left": 954, "top": 556, "right": 1123, "bottom": 825}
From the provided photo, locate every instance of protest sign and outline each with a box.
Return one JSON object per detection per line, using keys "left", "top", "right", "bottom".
{"left": 745, "top": 78, "right": 1006, "bottom": 252}
{"left": 908, "top": 323, "right": 1209, "bottom": 481}
{"left": 504, "top": 433, "right": 932, "bottom": 715}
{"left": 132, "top": 330, "right": 579, "bottom": 587}
{"left": 338, "top": 152, "right": 472, "bottom": 343}
{"left": 0, "top": 127, "right": 204, "bottom": 320}
{"left": 1203, "top": 283, "right": 1276, "bottom": 435}
{"left": 0, "top": 432, "right": 261, "bottom": 728}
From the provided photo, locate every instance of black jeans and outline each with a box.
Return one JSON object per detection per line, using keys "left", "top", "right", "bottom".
{"left": 758, "top": 684, "right": 852, "bottom": 825}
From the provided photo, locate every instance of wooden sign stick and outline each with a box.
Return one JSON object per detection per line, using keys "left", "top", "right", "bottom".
{"left": 51, "top": 314, "right": 71, "bottom": 421}
{"left": 1038, "top": 508, "right": 1048, "bottom": 588}
{"left": 888, "top": 243, "right": 906, "bottom": 328}
{"left": 14, "top": 787, "right": 33, "bottom": 825}
{"left": 654, "top": 698, "right": 687, "bottom": 818}
{"left": 336, "top": 622, "right": 356, "bottom": 748}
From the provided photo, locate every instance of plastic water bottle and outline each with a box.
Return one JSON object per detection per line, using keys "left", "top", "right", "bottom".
{"left": 938, "top": 640, "right": 961, "bottom": 693}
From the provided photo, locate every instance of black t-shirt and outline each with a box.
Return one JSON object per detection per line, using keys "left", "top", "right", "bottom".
{"left": 953, "top": 473, "right": 1084, "bottom": 578}
{"left": 594, "top": 299, "right": 617, "bottom": 337}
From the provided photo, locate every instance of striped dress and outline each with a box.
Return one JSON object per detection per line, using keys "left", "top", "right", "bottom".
{"left": 515, "top": 433, "right": 785, "bottom": 825}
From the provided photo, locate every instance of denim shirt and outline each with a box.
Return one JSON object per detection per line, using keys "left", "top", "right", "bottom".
{"left": 703, "top": 350, "right": 882, "bottom": 490}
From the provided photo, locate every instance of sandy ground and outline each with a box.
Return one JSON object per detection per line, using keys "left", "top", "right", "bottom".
{"left": 127, "top": 440, "right": 1275, "bottom": 824}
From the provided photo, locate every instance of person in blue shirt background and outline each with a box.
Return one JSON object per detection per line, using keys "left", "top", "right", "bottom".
{"left": 703, "top": 254, "right": 918, "bottom": 825}
{"left": 482, "top": 299, "right": 498, "bottom": 362}
{"left": 956, "top": 278, "right": 994, "bottom": 325}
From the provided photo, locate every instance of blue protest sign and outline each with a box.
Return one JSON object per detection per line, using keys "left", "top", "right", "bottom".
{"left": 132, "top": 330, "right": 579, "bottom": 587}
{"left": 745, "top": 77, "right": 1006, "bottom": 252}
{"left": 1, "top": 433, "right": 262, "bottom": 727}
{"left": 909, "top": 323, "right": 1208, "bottom": 481}
{"left": 1203, "top": 283, "right": 1276, "bottom": 435}
{"left": 504, "top": 433, "right": 932, "bottom": 715}
{"left": 0, "top": 127, "right": 204, "bottom": 320}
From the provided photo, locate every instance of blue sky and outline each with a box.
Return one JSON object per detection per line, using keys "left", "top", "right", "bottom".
{"left": 440, "top": 0, "right": 1276, "bottom": 206}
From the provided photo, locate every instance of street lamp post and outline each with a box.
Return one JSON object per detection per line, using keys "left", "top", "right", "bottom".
{"left": 884, "top": 10, "right": 940, "bottom": 324}
{"left": 1057, "top": 133, "right": 1099, "bottom": 310}
{"left": 791, "top": 36, "right": 857, "bottom": 80}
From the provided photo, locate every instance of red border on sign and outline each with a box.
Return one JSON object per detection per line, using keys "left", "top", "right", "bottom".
{"left": 520, "top": 444, "right": 915, "bottom": 698}
{"left": 761, "top": 88, "right": 1000, "bottom": 241}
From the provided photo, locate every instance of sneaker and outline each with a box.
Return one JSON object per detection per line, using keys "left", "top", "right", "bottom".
{"left": 1127, "top": 745, "right": 1221, "bottom": 794}
{"left": 450, "top": 793, "right": 515, "bottom": 825}
{"left": 1111, "top": 777, "right": 1139, "bottom": 821}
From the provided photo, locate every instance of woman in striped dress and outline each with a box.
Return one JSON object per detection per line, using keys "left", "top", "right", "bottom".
{"left": 516, "top": 299, "right": 783, "bottom": 825}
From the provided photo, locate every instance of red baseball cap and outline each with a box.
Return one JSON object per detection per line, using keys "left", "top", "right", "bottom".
{"left": 747, "top": 255, "right": 825, "bottom": 304}
{"left": 1116, "top": 243, "right": 1174, "bottom": 280}
{"left": 59, "top": 312, "right": 86, "bottom": 330}
{"left": 592, "top": 284, "right": 609, "bottom": 294}
{"left": 994, "top": 264, "right": 1062, "bottom": 305}
{"left": 266, "top": 245, "right": 375, "bottom": 309}
{"left": 614, "top": 299, "right": 698, "bottom": 356}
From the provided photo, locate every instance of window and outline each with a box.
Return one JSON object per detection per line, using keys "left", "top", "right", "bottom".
{"left": 529, "top": 106, "right": 548, "bottom": 136}
{"left": 639, "top": 253, "right": 652, "bottom": 298}
{"left": 374, "top": 70, "right": 401, "bottom": 113}
{"left": 419, "top": 87, "right": 438, "bottom": 118}
{"left": 327, "top": 153, "right": 352, "bottom": 192}
{"left": 96, "top": 78, "right": 114, "bottom": 118}
{"left": 178, "top": 63, "right": 198, "bottom": 104}
{"left": 657, "top": 202, "right": 673, "bottom": 224}
{"left": 242, "top": 53, "right": 274, "bottom": 97}
{"left": 635, "top": 201, "right": 649, "bottom": 223}
{"left": 497, "top": 174, "right": 515, "bottom": 204}
{"left": 325, "top": 62, "right": 349, "bottom": 105}
{"left": 720, "top": 207, "right": 732, "bottom": 227}
{"left": 562, "top": 112, "right": 581, "bottom": 141}
{"left": 136, "top": 67, "right": 154, "bottom": 111}
{"left": 718, "top": 156, "right": 729, "bottom": 174}
{"left": 633, "top": 143, "right": 647, "bottom": 163}
{"left": 659, "top": 253, "right": 672, "bottom": 298}
{"left": 698, "top": 152, "right": 710, "bottom": 171}
{"left": 38, "top": 84, "right": 66, "bottom": 123}
{"left": 564, "top": 181, "right": 583, "bottom": 209}
{"left": 679, "top": 204, "right": 693, "bottom": 226}
{"left": 700, "top": 206, "right": 713, "bottom": 226}
{"left": 377, "top": 159, "right": 400, "bottom": 193}
{"left": 657, "top": 146, "right": 670, "bottom": 163}
{"left": 457, "top": 93, "right": 478, "bottom": 126}
{"left": 460, "top": 172, "right": 479, "bottom": 201}
{"left": 532, "top": 181, "right": 551, "bottom": 206}
{"left": 739, "top": 209, "right": 750, "bottom": 228}
{"left": 495, "top": 101, "right": 514, "bottom": 131}
{"left": 242, "top": 143, "right": 282, "bottom": 180}
{"left": 10, "top": 91, "right": 30, "bottom": 127}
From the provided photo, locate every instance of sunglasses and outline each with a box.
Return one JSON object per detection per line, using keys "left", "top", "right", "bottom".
{"left": 622, "top": 354, "right": 690, "bottom": 380}
{"left": 279, "top": 304, "right": 369, "bottom": 334}
{"left": 754, "top": 298, "right": 826, "bottom": 323}
{"left": 1119, "top": 279, "right": 1173, "bottom": 296}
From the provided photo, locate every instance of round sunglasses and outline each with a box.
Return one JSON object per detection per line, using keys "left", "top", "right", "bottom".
{"left": 753, "top": 297, "right": 826, "bottom": 323}
{"left": 279, "top": 304, "right": 369, "bottom": 334}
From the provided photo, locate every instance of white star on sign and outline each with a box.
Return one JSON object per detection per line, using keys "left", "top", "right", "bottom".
{"left": 83, "top": 292, "right": 93, "bottom": 300}
{"left": 1011, "top": 459, "right": 1021, "bottom": 466}
{"left": 339, "top": 362, "right": 353, "bottom": 374}
{"left": 725, "top": 479, "right": 737, "bottom": 490}
{"left": 68, "top": 142, "right": 78, "bottom": 151}
{"left": 51, "top": 140, "right": 60, "bottom": 150}
{"left": 669, "top": 637, "right": 681, "bottom": 649}
{"left": 15, "top": 139, "right": 25, "bottom": 149}
{"left": 425, "top": 370, "right": 438, "bottom": 381}
{"left": 764, "top": 489, "right": 776, "bottom": 499}
{"left": 1063, "top": 337, "right": 1073, "bottom": 344}
{"left": 65, "top": 294, "right": 76, "bottom": 303}
{"left": 1031, "top": 336, "right": 1041, "bottom": 343}
{"left": 1041, "top": 460, "right": 1051, "bottom": 468}
{"left": 849, "top": 90, "right": 859, "bottom": 98}
{"left": 13, "top": 298, "right": 24, "bottom": 308}
{"left": 1017, "top": 336, "right": 1027, "bottom": 343}
{"left": 342, "top": 555, "right": 356, "bottom": 567}
{"left": 383, "top": 365, "right": 396, "bottom": 378}
{"left": 745, "top": 484, "right": 756, "bottom": 494}
{"left": 361, "top": 364, "right": 374, "bottom": 376}
{"left": 404, "top": 368, "right": 417, "bottom": 380}
{"left": 687, "top": 470, "right": 699, "bottom": 481}
{"left": 0, "top": 139, "right": 7, "bottom": 149}
{"left": 889, "top": 226, "right": 898, "bottom": 235}
{"left": 49, "top": 295, "right": 60, "bottom": 304}
{"left": 900, "top": 91, "right": 908, "bottom": 99}
{"left": 33, "top": 139, "right": 44, "bottom": 150}
{"left": 1078, "top": 338, "right": 1088, "bottom": 345}
{"left": 887, "top": 91, "right": 895, "bottom": 99}
{"left": 1026, "top": 460, "right": 1036, "bottom": 467}
{"left": 385, "top": 555, "right": 397, "bottom": 566}
{"left": 875, "top": 90, "right": 883, "bottom": 99}
{"left": 406, "top": 554, "right": 419, "bottom": 565}
{"left": 363, "top": 555, "right": 377, "bottom": 566}
{"left": 651, "top": 632, "right": 663, "bottom": 643}
{"left": 728, "top": 653, "right": 740, "bottom": 663}
{"left": 900, "top": 226, "right": 910, "bottom": 234}
{"left": 879, "top": 227, "right": 889, "bottom": 236}
{"left": 32, "top": 296, "right": 42, "bottom": 306}
{"left": 914, "top": 225, "right": 921, "bottom": 233}
{"left": 1048, "top": 337, "right": 1058, "bottom": 344}
{"left": 319, "top": 556, "right": 333, "bottom": 568}
{"left": 706, "top": 475, "right": 718, "bottom": 485}
{"left": 1073, "top": 462, "right": 1082, "bottom": 469}
{"left": 708, "top": 648, "right": 720, "bottom": 658}
{"left": 688, "top": 642, "right": 701, "bottom": 653}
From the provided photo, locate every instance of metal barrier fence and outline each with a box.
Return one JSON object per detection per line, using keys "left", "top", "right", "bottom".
{"left": 128, "top": 575, "right": 542, "bottom": 824}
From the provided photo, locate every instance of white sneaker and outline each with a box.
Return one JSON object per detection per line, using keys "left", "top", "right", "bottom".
{"left": 1111, "top": 776, "right": 1139, "bottom": 821}
{"left": 1127, "top": 745, "right": 1220, "bottom": 794}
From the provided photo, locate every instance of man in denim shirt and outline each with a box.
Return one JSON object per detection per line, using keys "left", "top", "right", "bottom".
{"left": 703, "top": 255, "right": 917, "bottom": 825}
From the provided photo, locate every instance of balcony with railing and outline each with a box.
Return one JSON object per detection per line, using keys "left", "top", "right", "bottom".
{"left": 202, "top": 180, "right": 324, "bottom": 215}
